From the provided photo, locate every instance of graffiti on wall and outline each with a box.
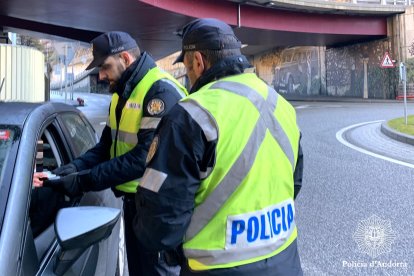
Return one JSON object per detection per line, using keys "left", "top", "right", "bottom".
{"left": 254, "top": 47, "right": 323, "bottom": 96}
{"left": 273, "top": 47, "right": 321, "bottom": 96}
{"left": 326, "top": 39, "right": 399, "bottom": 99}
{"left": 163, "top": 39, "right": 408, "bottom": 99}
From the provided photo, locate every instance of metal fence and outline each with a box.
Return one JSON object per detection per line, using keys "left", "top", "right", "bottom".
{"left": 0, "top": 45, "right": 45, "bottom": 102}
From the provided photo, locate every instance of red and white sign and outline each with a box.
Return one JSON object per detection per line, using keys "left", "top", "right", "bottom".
{"left": 380, "top": 52, "right": 395, "bottom": 68}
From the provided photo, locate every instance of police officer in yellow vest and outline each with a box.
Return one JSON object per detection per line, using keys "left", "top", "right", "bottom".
{"left": 133, "top": 19, "right": 304, "bottom": 275}
{"left": 43, "top": 31, "right": 187, "bottom": 275}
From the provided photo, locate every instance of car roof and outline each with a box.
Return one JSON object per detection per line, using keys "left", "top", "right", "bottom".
{"left": 0, "top": 102, "right": 78, "bottom": 127}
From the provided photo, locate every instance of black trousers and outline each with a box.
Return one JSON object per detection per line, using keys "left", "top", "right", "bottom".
{"left": 123, "top": 196, "right": 180, "bottom": 276}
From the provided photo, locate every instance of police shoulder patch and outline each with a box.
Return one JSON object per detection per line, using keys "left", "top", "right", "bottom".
{"left": 147, "top": 98, "right": 165, "bottom": 115}
{"left": 146, "top": 135, "right": 159, "bottom": 165}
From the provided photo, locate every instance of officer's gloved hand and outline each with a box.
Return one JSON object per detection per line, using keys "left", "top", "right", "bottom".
{"left": 52, "top": 163, "right": 77, "bottom": 176}
{"left": 43, "top": 170, "right": 91, "bottom": 198}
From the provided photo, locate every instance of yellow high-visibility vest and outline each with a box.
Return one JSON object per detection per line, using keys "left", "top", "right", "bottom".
{"left": 180, "top": 73, "right": 300, "bottom": 271}
{"left": 108, "top": 67, "right": 187, "bottom": 193}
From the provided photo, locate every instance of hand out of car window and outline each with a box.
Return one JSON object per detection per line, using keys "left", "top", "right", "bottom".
{"left": 33, "top": 172, "right": 48, "bottom": 188}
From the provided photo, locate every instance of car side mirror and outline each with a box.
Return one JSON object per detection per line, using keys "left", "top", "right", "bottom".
{"left": 53, "top": 206, "right": 120, "bottom": 276}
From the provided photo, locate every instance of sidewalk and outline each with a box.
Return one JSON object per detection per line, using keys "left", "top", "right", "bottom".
{"left": 50, "top": 90, "right": 84, "bottom": 106}
{"left": 285, "top": 94, "right": 411, "bottom": 103}
{"left": 49, "top": 90, "right": 111, "bottom": 106}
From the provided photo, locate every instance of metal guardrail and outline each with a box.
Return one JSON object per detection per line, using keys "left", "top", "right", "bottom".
{"left": 331, "top": 0, "right": 413, "bottom": 5}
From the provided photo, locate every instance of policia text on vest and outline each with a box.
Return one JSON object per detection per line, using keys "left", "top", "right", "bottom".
{"left": 229, "top": 199, "right": 294, "bottom": 246}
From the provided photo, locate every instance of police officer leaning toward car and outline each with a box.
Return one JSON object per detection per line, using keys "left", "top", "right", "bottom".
{"left": 42, "top": 31, "right": 187, "bottom": 275}
{"left": 133, "top": 18, "right": 304, "bottom": 275}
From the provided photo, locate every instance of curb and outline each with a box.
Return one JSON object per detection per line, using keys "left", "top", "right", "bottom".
{"left": 284, "top": 95, "right": 404, "bottom": 103}
{"left": 380, "top": 122, "right": 414, "bottom": 146}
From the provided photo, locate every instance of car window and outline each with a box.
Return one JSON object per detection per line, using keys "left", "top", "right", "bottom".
{"left": 59, "top": 113, "right": 96, "bottom": 157}
{"left": 30, "top": 124, "right": 75, "bottom": 262}
{"left": 30, "top": 128, "right": 69, "bottom": 239}
{"left": 0, "top": 126, "right": 20, "bottom": 230}
{"left": 0, "top": 128, "right": 15, "bottom": 181}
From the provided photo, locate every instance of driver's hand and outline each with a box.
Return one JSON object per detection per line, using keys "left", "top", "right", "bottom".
{"left": 33, "top": 172, "right": 48, "bottom": 188}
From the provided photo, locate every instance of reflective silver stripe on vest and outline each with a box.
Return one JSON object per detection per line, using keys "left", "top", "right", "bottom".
{"left": 111, "top": 129, "right": 138, "bottom": 145}
{"left": 139, "top": 168, "right": 167, "bottom": 193}
{"left": 213, "top": 82, "right": 295, "bottom": 170}
{"left": 185, "top": 81, "right": 295, "bottom": 242}
{"left": 141, "top": 117, "right": 161, "bottom": 129}
{"left": 179, "top": 100, "right": 218, "bottom": 142}
{"left": 159, "top": 78, "right": 187, "bottom": 98}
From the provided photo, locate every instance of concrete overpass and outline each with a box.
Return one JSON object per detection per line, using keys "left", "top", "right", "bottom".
{"left": 0, "top": 0, "right": 406, "bottom": 59}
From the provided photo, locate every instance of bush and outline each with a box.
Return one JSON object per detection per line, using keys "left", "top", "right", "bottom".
{"left": 405, "top": 58, "right": 414, "bottom": 84}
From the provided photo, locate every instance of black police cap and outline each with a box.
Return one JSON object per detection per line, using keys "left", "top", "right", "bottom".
{"left": 174, "top": 18, "right": 241, "bottom": 64}
{"left": 86, "top": 31, "right": 138, "bottom": 70}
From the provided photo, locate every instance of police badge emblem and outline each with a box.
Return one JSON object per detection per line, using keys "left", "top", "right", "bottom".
{"left": 147, "top": 98, "right": 165, "bottom": 115}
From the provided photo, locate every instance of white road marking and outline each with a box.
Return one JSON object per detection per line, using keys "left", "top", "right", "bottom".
{"left": 295, "top": 105, "right": 310, "bottom": 109}
{"left": 336, "top": 120, "right": 414, "bottom": 169}
{"left": 100, "top": 122, "right": 106, "bottom": 125}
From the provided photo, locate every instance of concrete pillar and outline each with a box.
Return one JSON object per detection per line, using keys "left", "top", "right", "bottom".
{"left": 319, "top": 47, "right": 327, "bottom": 95}
{"left": 363, "top": 58, "right": 369, "bottom": 98}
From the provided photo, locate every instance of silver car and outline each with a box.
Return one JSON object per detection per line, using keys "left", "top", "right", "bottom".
{"left": 0, "top": 102, "right": 122, "bottom": 275}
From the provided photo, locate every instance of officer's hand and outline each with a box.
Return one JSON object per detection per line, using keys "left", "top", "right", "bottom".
{"left": 43, "top": 173, "right": 83, "bottom": 198}
{"left": 52, "top": 163, "right": 77, "bottom": 176}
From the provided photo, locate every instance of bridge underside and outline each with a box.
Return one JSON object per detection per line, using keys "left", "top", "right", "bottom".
{"left": 0, "top": 0, "right": 390, "bottom": 59}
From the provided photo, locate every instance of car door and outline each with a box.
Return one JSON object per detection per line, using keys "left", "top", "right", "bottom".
{"left": 20, "top": 110, "right": 119, "bottom": 276}
{"left": 25, "top": 117, "right": 88, "bottom": 275}
{"left": 54, "top": 111, "right": 122, "bottom": 276}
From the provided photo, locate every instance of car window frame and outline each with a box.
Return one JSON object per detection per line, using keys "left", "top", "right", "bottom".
{"left": 0, "top": 125, "right": 21, "bottom": 233}
{"left": 15, "top": 114, "right": 60, "bottom": 275}
{"left": 26, "top": 117, "right": 81, "bottom": 274}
